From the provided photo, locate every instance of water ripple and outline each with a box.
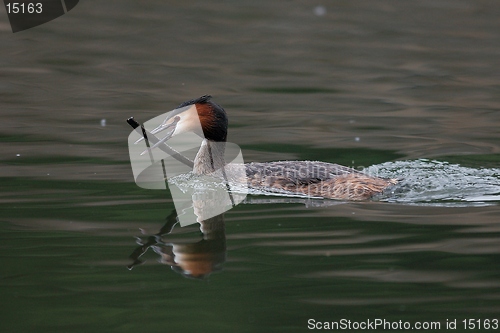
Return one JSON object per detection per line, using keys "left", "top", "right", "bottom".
{"left": 368, "top": 159, "right": 500, "bottom": 206}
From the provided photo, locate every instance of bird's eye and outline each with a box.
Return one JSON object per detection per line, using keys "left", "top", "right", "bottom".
{"left": 164, "top": 115, "right": 180, "bottom": 127}
{"left": 172, "top": 116, "right": 180, "bottom": 123}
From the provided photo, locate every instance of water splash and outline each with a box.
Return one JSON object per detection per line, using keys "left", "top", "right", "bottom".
{"left": 367, "top": 159, "right": 500, "bottom": 206}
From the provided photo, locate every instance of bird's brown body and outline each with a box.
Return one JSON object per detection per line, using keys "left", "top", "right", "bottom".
{"left": 245, "top": 161, "right": 397, "bottom": 200}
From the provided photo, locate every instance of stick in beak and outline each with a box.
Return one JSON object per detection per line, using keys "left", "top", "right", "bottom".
{"left": 139, "top": 116, "right": 180, "bottom": 155}
{"left": 127, "top": 116, "right": 194, "bottom": 168}
{"left": 134, "top": 115, "right": 181, "bottom": 145}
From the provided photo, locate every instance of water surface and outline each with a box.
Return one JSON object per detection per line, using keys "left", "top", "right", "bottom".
{"left": 1, "top": 1, "right": 500, "bottom": 332}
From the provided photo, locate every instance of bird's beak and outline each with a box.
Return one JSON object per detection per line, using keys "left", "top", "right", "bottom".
{"left": 138, "top": 116, "right": 181, "bottom": 156}
{"left": 135, "top": 114, "right": 180, "bottom": 156}
{"left": 134, "top": 115, "right": 179, "bottom": 145}
{"left": 136, "top": 104, "right": 201, "bottom": 156}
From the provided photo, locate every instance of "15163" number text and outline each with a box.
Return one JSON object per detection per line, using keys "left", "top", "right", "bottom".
{"left": 6, "top": 3, "right": 43, "bottom": 14}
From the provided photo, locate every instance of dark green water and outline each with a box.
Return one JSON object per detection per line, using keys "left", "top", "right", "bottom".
{"left": 1, "top": 1, "right": 500, "bottom": 332}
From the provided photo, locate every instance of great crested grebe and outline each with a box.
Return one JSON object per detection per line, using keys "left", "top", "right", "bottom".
{"left": 141, "top": 95, "right": 398, "bottom": 201}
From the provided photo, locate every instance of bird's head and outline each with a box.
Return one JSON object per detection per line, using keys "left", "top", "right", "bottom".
{"left": 147, "top": 95, "right": 228, "bottom": 147}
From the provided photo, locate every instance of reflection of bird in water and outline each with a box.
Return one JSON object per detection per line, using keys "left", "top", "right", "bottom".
{"left": 128, "top": 209, "right": 226, "bottom": 280}
{"left": 143, "top": 95, "right": 398, "bottom": 201}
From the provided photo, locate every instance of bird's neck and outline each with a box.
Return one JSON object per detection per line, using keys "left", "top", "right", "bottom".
{"left": 193, "top": 139, "right": 226, "bottom": 175}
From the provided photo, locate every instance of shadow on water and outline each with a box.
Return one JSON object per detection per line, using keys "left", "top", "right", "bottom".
{"left": 128, "top": 208, "right": 227, "bottom": 280}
